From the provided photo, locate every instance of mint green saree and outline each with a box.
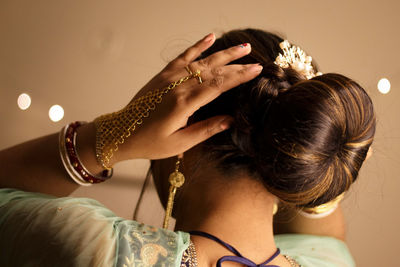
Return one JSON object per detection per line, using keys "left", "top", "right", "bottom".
{"left": 0, "top": 188, "right": 355, "bottom": 267}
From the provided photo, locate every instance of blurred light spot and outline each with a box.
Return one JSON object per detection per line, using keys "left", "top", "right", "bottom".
{"left": 17, "top": 93, "right": 31, "bottom": 110}
{"left": 378, "top": 78, "right": 391, "bottom": 94}
{"left": 49, "top": 105, "right": 64, "bottom": 122}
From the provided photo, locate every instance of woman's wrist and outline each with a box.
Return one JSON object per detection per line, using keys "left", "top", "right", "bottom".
{"left": 75, "top": 122, "right": 113, "bottom": 175}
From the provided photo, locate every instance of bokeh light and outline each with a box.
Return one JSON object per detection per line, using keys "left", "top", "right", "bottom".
{"left": 17, "top": 93, "right": 31, "bottom": 110}
{"left": 49, "top": 105, "right": 64, "bottom": 122}
{"left": 378, "top": 78, "right": 391, "bottom": 94}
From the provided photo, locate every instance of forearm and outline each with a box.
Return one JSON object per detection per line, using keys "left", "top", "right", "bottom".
{"left": 0, "top": 36, "right": 258, "bottom": 197}
{"left": 0, "top": 122, "right": 104, "bottom": 197}
{"left": 273, "top": 204, "right": 346, "bottom": 241}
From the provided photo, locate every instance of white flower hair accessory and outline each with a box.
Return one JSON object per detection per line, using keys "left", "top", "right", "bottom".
{"left": 274, "top": 40, "right": 322, "bottom": 79}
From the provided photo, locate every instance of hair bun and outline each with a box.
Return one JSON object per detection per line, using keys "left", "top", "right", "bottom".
{"left": 248, "top": 73, "right": 375, "bottom": 207}
{"left": 188, "top": 29, "right": 375, "bottom": 209}
{"left": 255, "top": 63, "right": 306, "bottom": 98}
{"left": 229, "top": 63, "right": 305, "bottom": 162}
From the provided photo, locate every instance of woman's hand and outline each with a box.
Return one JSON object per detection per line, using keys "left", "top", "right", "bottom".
{"left": 0, "top": 33, "right": 262, "bottom": 196}
{"left": 106, "top": 33, "right": 263, "bottom": 163}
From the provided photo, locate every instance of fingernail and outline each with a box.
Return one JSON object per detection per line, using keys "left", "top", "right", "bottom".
{"left": 238, "top": 43, "right": 250, "bottom": 48}
{"left": 204, "top": 33, "right": 215, "bottom": 43}
{"left": 249, "top": 64, "right": 263, "bottom": 72}
{"left": 220, "top": 117, "right": 233, "bottom": 130}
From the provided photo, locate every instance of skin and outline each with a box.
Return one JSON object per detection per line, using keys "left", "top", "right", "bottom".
{"left": 151, "top": 145, "right": 346, "bottom": 267}
{"left": 0, "top": 33, "right": 347, "bottom": 266}
{"left": 0, "top": 33, "right": 262, "bottom": 196}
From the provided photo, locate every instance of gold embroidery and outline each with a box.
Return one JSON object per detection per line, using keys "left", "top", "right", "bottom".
{"left": 121, "top": 223, "right": 179, "bottom": 267}
{"left": 283, "top": 255, "right": 302, "bottom": 267}
{"left": 180, "top": 241, "right": 197, "bottom": 267}
{"left": 123, "top": 254, "right": 135, "bottom": 267}
{"left": 141, "top": 244, "right": 168, "bottom": 266}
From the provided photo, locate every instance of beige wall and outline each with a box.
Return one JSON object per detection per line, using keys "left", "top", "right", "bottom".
{"left": 1, "top": 0, "right": 399, "bottom": 265}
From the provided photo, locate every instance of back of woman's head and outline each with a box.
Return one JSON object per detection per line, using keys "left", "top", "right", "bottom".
{"left": 189, "top": 28, "right": 376, "bottom": 208}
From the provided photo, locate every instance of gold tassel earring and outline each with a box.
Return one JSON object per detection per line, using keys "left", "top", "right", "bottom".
{"left": 163, "top": 157, "right": 185, "bottom": 229}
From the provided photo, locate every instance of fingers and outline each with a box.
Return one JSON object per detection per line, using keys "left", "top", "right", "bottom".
{"left": 170, "top": 115, "right": 234, "bottom": 152}
{"left": 184, "top": 64, "right": 263, "bottom": 113}
{"left": 191, "top": 43, "right": 252, "bottom": 70}
{"left": 172, "top": 33, "right": 216, "bottom": 68}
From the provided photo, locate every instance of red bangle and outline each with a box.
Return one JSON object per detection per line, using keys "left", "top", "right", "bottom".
{"left": 63, "top": 121, "right": 113, "bottom": 184}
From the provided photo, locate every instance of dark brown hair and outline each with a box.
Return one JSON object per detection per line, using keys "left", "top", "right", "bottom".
{"left": 189, "top": 29, "right": 376, "bottom": 208}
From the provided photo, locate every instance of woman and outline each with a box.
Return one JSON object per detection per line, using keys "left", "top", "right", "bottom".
{"left": 0, "top": 29, "right": 375, "bottom": 266}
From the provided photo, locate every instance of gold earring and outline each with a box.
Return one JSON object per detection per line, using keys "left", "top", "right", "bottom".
{"left": 163, "top": 157, "right": 185, "bottom": 229}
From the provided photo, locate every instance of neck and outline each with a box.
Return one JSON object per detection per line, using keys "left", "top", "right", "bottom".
{"left": 174, "top": 171, "right": 278, "bottom": 265}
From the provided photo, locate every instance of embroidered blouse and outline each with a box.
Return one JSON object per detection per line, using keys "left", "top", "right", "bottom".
{"left": 0, "top": 188, "right": 355, "bottom": 267}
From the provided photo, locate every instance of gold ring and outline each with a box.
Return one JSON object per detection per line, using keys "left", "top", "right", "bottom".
{"left": 193, "top": 70, "right": 203, "bottom": 84}
{"left": 185, "top": 66, "right": 203, "bottom": 84}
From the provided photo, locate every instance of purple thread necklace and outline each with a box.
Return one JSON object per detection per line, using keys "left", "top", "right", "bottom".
{"left": 189, "top": 231, "right": 281, "bottom": 267}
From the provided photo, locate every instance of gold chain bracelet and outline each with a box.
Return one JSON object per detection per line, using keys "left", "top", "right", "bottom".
{"left": 94, "top": 70, "right": 202, "bottom": 170}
